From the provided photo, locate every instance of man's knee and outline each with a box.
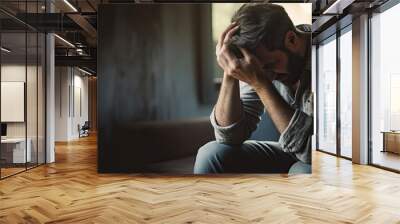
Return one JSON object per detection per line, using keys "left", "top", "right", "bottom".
{"left": 193, "top": 141, "right": 235, "bottom": 174}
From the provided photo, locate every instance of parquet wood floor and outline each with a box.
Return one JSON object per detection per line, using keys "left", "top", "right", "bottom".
{"left": 1, "top": 134, "right": 400, "bottom": 223}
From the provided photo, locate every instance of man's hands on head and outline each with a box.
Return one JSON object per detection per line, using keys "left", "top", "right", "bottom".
{"left": 216, "top": 22, "right": 270, "bottom": 89}
{"left": 214, "top": 23, "right": 295, "bottom": 133}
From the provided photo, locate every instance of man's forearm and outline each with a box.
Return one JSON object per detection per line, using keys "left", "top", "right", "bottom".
{"left": 253, "top": 80, "right": 294, "bottom": 133}
{"left": 214, "top": 73, "right": 243, "bottom": 127}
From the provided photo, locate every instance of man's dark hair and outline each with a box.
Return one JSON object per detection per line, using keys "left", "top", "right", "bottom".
{"left": 230, "top": 3, "right": 296, "bottom": 51}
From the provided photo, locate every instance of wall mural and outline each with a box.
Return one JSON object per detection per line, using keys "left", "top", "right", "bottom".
{"left": 98, "top": 3, "right": 313, "bottom": 174}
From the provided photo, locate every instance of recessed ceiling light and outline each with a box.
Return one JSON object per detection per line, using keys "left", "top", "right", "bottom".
{"left": 1, "top": 47, "right": 11, "bottom": 53}
{"left": 78, "top": 67, "right": 93, "bottom": 76}
{"left": 323, "top": 0, "right": 354, "bottom": 15}
{"left": 54, "top": 34, "right": 75, "bottom": 48}
{"left": 63, "top": 0, "right": 78, "bottom": 12}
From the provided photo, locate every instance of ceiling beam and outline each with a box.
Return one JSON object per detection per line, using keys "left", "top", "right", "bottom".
{"left": 67, "top": 13, "right": 97, "bottom": 40}
{"left": 51, "top": 0, "right": 97, "bottom": 46}
{"left": 55, "top": 55, "right": 96, "bottom": 71}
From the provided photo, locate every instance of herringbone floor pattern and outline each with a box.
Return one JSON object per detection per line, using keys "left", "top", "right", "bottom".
{"left": 1, "top": 135, "right": 400, "bottom": 223}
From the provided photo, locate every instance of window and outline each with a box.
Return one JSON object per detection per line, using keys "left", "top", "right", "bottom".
{"left": 370, "top": 2, "right": 400, "bottom": 171}
{"left": 389, "top": 74, "right": 400, "bottom": 130}
{"left": 317, "top": 35, "right": 337, "bottom": 154}
{"left": 339, "top": 27, "right": 352, "bottom": 158}
{"left": 316, "top": 24, "right": 353, "bottom": 159}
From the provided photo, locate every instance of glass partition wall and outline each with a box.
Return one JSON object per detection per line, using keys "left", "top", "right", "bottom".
{"left": 316, "top": 25, "right": 353, "bottom": 159}
{"left": 0, "top": 2, "right": 46, "bottom": 179}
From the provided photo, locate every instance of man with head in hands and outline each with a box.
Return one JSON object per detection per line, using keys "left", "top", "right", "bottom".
{"left": 194, "top": 3, "right": 313, "bottom": 174}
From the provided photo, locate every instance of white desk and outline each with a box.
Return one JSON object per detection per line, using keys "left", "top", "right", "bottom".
{"left": 1, "top": 138, "right": 31, "bottom": 163}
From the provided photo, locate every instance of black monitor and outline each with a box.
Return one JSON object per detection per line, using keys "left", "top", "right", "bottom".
{"left": 1, "top": 123, "right": 7, "bottom": 137}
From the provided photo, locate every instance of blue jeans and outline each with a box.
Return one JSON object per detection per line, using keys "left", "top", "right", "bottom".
{"left": 193, "top": 140, "right": 298, "bottom": 174}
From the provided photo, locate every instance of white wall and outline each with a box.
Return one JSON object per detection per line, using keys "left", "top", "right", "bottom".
{"left": 1, "top": 65, "right": 26, "bottom": 140}
{"left": 1, "top": 65, "right": 40, "bottom": 138}
{"left": 55, "top": 66, "right": 69, "bottom": 141}
{"left": 55, "top": 67, "right": 89, "bottom": 141}
{"left": 70, "top": 72, "right": 89, "bottom": 139}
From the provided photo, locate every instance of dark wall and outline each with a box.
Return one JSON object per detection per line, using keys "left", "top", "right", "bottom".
{"left": 98, "top": 4, "right": 217, "bottom": 172}
{"left": 98, "top": 4, "right": 214, "bottom": 122}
